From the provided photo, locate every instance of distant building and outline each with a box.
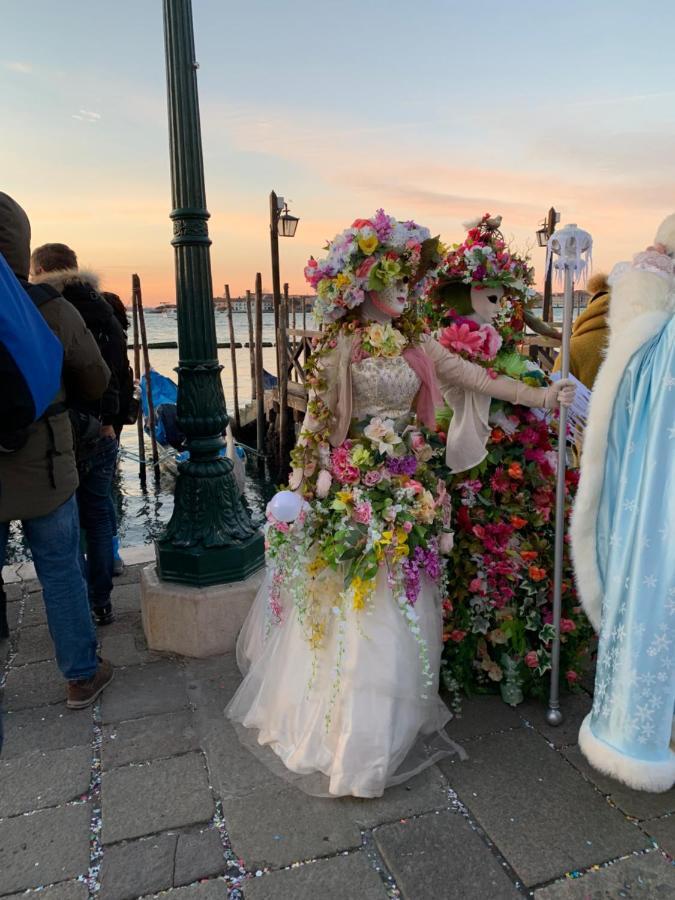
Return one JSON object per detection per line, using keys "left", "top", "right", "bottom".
{"left": 212, "top": 294, "right": 314, "bottom": 314}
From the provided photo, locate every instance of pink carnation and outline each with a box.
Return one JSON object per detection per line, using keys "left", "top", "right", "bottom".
{"left": 439, "top": 322, "right": 486, "bottom": 356}
{"left": 560, "top": 618, "right": 576, "bottom": 634}
{"left": 525, "top": 651, "right": 539, "bottom": 669}
{"left": 355, "top": 256, "right": 378, "bottom": 279}
{"left": 353, "top": 502, "right": 372, "bottom": 525}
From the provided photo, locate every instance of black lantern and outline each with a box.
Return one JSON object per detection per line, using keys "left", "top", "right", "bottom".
{"left": 536, "top": 222, "right": 549, "bottom": 248}
{"left": 279, "top": 203, "right": 299, "bottom": 238}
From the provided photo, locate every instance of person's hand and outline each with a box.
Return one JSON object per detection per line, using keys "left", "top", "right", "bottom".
{"left": 100, "top": 424, "right": 116, "bottom": 439}
{"left": 544, "top": 379, "right": 576, "bottom": 409}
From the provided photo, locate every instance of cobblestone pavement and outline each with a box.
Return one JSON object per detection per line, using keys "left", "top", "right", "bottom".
{"left": 1, "top": 565, "right": 673, "bottom": 900}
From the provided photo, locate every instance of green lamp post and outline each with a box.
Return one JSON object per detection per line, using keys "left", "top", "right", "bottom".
{"left": 157, "top": 0, "right": 264, "bottom": 586}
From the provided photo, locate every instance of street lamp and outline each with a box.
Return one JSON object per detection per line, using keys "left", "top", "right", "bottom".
{"left": 157, "top": 0, "right": 264, "bottom": 586}
{"left": 537, "top": 207, "right": 560, "bottom": 321}
{"left": 269, "top": 191, "right": 299, "bottom": 474}
{"left": 278, "top": 202, "right": 299, "bottom": 238}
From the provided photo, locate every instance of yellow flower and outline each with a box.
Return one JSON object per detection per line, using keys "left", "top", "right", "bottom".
{"left": 358, "top": 235, "right": 379, "bottom": 256}
{"left": 336, "top": 490, "right": 353, "bottom": 505}
{"left": 350, "top": 445, "right": 372, "bottom": 467}
{"left": 351, "top": 576, "right": 374, "bottom": 611}
{"left": 395, "top": 527, "right": 409, "bottom": 544}
{"left": 335, "top": 272, "right": 352, "bottom": 290}
{"left": 309, "top": 621, "right": 325, "bottom": 649}
{"left": 307, "top": 557, "right": 327, "bottom": 576}
{"left": 366, "top": 322, "right": 386, "bottom": 347}
{"left": 393, "top": 544, "right": 409, "bottom": 563}
{"left": 380, "top": 531, "right": 393, "bottom": 544}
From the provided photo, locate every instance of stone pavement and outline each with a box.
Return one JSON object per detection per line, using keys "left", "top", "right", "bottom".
{"left": 1, "top": 565, "right": 673, "bottom": 900}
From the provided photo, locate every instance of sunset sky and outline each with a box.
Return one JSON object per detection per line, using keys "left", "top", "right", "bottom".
{"left": 2, "top": 0, "right": 674, "bottom": 305}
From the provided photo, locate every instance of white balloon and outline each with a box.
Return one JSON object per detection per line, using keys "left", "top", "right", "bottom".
{"left": 268, "top": 490, "right": 304, "bottom": 523}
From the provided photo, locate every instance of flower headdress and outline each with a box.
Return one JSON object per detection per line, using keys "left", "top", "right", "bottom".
{"left": 426, "top": 213, "right": 536, "bottom": 318}
{"left": 304, "top": 210, "right": 440, "bottom": 325}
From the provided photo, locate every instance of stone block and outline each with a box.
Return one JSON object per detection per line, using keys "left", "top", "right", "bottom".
{"left": 563, "top": 746, "right": 675, "bottom": 820}
{"left": 1, "top": 704, "right": 91, "bottom": 758}
{"left": 99, "top": 833, "right": 177, "bottom": 900}
{"left": 444, "top": 694, "right": 523, "bottom": 742}
{"left": 98, "top": 632, "right": 154, "bottom": 667}
{"left": 340, "top": 767, "right": 448, "bottom": 829}
{"left": 242, "top": 852, "right": 389, "bottom": 900}
{"left": 0, "top": 803, "right": 91, "bottom": 894}
{"left": 100, "top": 660, "right": 188, "bottom": 724}
{"left": 140, "top": 564, "right": 264, "bottom": 658}
{"left": 519, "top": 692, "right": 593, "bottom": 748}
{"left": 184, "top": 654, "right": 243, "bottom": 710}
{"left": 438, "top": 729, "right": 649, "bottom": 886}
{"left": 534, "top": 850, "right": 675, "bottom": 898}
{"left": 101, "top": 752, "right": 214, "bottom": 844}
{"left": 140, "top": 881, "right": 227, "bottom": 900}
{"left": 110, "top": 582, "right": 143, "bottom": 612}
{"left": 0, "top": 746, "right": 91, "bottom": 817}
{"left": 14, "top": 624, "right": 56, "bottom": 665}
{"left": 375, "top": 809, "right": 520, "bottom": 899}
{"left": 224, "top": 781, "right": 362, "bottom": 869}
{"left": 3, "top": 659, "right": 65, "bottom": 710}
{"left": 21, "top": 591, "right": 47, "bottom": 627}
{"left": 643, "top": 816, "right": 675, "bottom": 856}
{"left": 196, "top": 717, "right": 291, "bottom": 800}
{"left": 174, "top": 828, "right": 226, "bottom": 886}
{"left": 102, "top": 710, "right": 200, "bottom": 769}
{"left": 4, "top": 880, "right": 88, "bottom": 900}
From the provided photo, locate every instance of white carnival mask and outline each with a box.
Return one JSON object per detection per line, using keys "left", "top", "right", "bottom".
{"left": 370, "top": 278, "right": 410, "bottom": 318}
{"left": 470, "top": 284, "right": 504, "bottom": 324}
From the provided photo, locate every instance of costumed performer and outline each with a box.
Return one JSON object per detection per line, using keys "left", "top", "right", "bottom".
{"left": 226, "top": 211, "right": 575, "bottom": 798}
{"left": 572, "top": 215, "right": 675, "bottom": 793}
{"left": 421, "top": 214, "right": 591, "bottom": 707}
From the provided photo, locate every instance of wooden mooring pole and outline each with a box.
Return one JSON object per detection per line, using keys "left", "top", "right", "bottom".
{"left": 278, "top": 283, "right": 290, "bottom": 471}
{"left": 254, "top": 274, "right": 265, "bottom": 463}
{"left": 224, "top": 285, "right": 241, "bottom": 432}
{"left": 246, "top": 288, "right": 256, "bottom": 400}
{"left": 132, "top": 274, "right": 160, "bottom": 482}
{"left": 131, "top": 283, "right": 146, "bottom": 487}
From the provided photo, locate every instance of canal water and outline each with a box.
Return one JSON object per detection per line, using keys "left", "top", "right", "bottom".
{"left": 5, "top": 311, "right": 313, "bottom": 563}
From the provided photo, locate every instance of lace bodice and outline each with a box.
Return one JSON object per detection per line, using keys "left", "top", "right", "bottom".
{"left": 351, "top": 356, "right": 421, "bottom": 424}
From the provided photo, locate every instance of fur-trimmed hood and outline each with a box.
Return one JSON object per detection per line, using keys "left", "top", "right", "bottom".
{"left": 31, "top": 267, "right": 100, "bottom": 294}
{"left": 571, "top": 228, "right": 675, "bottom": 631}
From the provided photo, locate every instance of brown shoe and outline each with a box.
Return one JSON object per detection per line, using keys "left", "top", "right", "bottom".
{"left": 66, "top": 658, "right": 114, "bottom": 710}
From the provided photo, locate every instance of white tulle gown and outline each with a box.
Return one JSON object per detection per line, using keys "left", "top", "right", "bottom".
{"left": 226, "top": 356, "right": 461, "bottom": 798}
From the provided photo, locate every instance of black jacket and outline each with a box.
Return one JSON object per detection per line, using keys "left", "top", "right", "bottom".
{"left": 32, "top": 269, "right": 127, "bottom": 426}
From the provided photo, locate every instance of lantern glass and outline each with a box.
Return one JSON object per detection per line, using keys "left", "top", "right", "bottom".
{"left": 536, "top": 226, "right": 549, "bottom": 248}
{"left": 279, "top": 212, "right": 299, "bottom": 238}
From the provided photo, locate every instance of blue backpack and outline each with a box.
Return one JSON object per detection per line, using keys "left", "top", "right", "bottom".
{"left": 0, "top": 252, "right": 64, "bottom": 451}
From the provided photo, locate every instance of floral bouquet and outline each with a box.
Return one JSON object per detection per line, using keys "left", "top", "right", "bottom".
{"left": 266, "top": 419, "right": 453, "bottom": 695}
{"left": 304, "top": 210, "right": 440, "bottom": 324}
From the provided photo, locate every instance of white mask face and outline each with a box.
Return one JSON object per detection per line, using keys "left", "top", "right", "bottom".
{"left": 370, "top": 279, "right": 410, "bottom": 318}
{"left": 470, "top": 284, "right": 504, "bottom": 323}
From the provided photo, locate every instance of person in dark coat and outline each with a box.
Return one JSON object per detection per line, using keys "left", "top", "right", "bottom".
{"left": 31, "top": 244, "right": 129, "bottom": 625}
{"left": 0, "top": 192, "right": 113, "bottom": 710}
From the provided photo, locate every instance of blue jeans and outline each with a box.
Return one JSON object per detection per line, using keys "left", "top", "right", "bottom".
{"left": 0, "top": 495, "right": 98, "bottom": 681}
{"left": 77, "top": 436, "right": 117, "bottom": 609}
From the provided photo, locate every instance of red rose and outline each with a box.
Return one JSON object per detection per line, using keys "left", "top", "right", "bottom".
{"left": 528, "top": 566, "right": 547, "bottom": 582}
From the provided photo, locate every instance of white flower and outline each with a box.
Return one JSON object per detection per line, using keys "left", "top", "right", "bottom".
{"left": 363, "top": 416, "right": 402, "bottom": 456}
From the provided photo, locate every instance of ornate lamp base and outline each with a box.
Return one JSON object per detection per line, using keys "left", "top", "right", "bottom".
{"left": 156, "top": 531, "right": 265, "bottom": 587}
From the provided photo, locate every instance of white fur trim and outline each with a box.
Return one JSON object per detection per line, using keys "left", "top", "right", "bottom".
{"left": 579, "top": 715, "right": 675, "bottom": 793}
{"left": 655, "top": 212, "right": 675, "bottom": 254}
{"left": 571, "top": 263, "right": 675, "bottom": 631}
{"left": 31, "top": 267, "right": 100, "bottom": 293}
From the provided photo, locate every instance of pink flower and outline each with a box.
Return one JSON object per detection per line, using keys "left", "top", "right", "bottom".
{"left": 525, "top": 651, "right": 539, "bottom": 669}
{"left": 565, "top": 670, "right": 580, "bottom": 684}
{"left": 439, "top": 531, "right": 454, "bottom": 554}
{"left": 439, "top": 322, "right": 486, "bottom": 356}
{"left": 448, "top": 629, "right": 467, "bottom": 643}
{"left": 274, "top": 521, "right": 290, "bottom": 533}
{"left": 353, "top": 502, "right": 372, "bottom": 525}
{"left": 406, "top": 479, "right": 424, "bottom": 495}
{"left": 363, "top": 469, "right": 383, "bottom": 487}
{"left": 340, "top": 465, "right": 360, "bottom": 485}
{"left": 560, "top": 618, "right": 576, "bottom": 634}
{"left": 402, "top": 520, "right": 413, "bottom": 533}
{"left": 355, "top": 256, "right": 378, "bottom": 279}
{"left": 469, "top": 577, "right": 484, "bottom": 593}
{"left": 480, "top": 325, "right": 503, "bottom": 359}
